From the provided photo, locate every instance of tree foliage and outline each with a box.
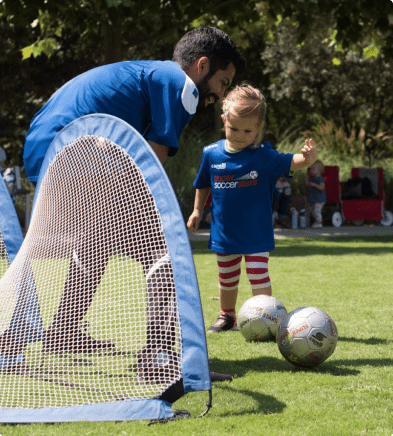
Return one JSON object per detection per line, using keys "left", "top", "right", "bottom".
{"left": 261, "top": 17, "right": 393, "bottom": 134}
{"left": 1, "top": 0, "right": 393, "bottom": 169}
{"left": 0, "top": 0, "right": 256, "bottom": 165}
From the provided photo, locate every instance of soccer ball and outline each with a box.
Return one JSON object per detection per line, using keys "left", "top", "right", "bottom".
{"left": 238, "top": 295, "right": 287, "bottom": 342}
{"left": 276, "top": 306, "right": 338, "bottom": 368}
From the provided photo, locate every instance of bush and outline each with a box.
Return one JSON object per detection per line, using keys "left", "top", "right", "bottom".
{"left": 302, "top": 116, "right": 363, "bottom": 159}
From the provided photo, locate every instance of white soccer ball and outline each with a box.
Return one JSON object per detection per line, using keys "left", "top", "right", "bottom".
{"left": 277, "top": 306, "right": 338, "bottom": 368}
{"left": 238, "top": 295, "right": 287, "bottom": 342}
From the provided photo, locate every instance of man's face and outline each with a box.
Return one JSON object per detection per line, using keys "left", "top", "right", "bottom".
{"left": 196, "top": 62, "right": 236, "bottom": 110}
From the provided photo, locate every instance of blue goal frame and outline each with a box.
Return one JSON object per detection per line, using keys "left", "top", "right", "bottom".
{"left": 0, "top": 114, "right": 211, "bottom": 423}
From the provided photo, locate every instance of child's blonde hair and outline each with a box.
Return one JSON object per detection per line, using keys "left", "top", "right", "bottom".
{"left": 311, "top": 160, "right": 324, "bottom": 175}
{"left": 222, "top": 84, "right": 267, "bottom": 147}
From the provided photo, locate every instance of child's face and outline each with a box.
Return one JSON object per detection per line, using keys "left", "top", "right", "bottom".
{"left": 310, "top": 164, "right": 322, "bottom": 176}
{"left": 222, "top": 114, "right": 261, "bottom": 151}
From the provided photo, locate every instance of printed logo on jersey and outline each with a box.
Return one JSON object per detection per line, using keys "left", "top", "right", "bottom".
{"left": 235, "top": 171, "right": 258, "bottom": 181}
{"left": 181, "top": 75, "right": 198, "bottom": 115}
{"left": 213, "top": 171, "right": 258, "bottom": 189}
{"left": 211, "top": 163, "right": 226, "bottom": 170}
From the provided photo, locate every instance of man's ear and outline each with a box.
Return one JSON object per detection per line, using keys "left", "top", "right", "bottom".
{"left": 221, "top": 114, "right": 226, "bottom": 124}
{"left": 184, "top": 56, "right": 210, "bottom": 85}
{"left": 195, "top": 56, "right": 210, "bottom": 75}
{"left": 193, "top": 56, "right": 210, "bottom": 79}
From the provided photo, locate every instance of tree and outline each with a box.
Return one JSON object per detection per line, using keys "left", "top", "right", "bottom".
{"left": 260, "top": 15, "right": 393, "bottom": 164}
{"left": 1, "top": 0, "right": 393, "bottom": 167}
{"left": 0, "top": 1, "right": 105, "bottom": 164}
{"left": 0, "top": 0, "right": 258, "bottom": 167}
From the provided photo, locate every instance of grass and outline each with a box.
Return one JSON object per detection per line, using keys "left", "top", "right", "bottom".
{"left": 1, "top": 236, "right": 393, "bottom": 435}
{"left": 0, "top": 255, "right": 160, "bottom": 409}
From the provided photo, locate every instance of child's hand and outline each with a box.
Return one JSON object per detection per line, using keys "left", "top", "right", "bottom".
{"left": 187, "top": 210, "right": 202, "bottom": 233}
{"left": 301, "top": 138, "right": 317, "bottom": 166}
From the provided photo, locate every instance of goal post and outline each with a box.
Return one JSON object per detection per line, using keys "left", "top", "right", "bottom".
{"left": 0, "top": 114, "right": 211, "bottom": 422}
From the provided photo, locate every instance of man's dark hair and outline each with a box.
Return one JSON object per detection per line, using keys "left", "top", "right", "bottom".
{"left": 173, "top": 27, "right": 246, "bottom": 77}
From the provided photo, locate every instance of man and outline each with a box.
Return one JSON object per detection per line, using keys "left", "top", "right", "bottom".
{"left": 23, "top": 26, "right": 245, "bottom": 181}
{"left": 1, "top": 27, "right": 245, "bottom": 380}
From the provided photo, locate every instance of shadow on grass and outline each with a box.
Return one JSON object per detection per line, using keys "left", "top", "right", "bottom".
{"left": 210, "top": 384, "right": 286, "bottom": 417}
{"left": 272, "top": 237, "right": 393, "bottom": 257}
{"left": 339, "top": 336, "right": 390, "bottom": 345}
{"left": 209, "top": 354, "right": 393, "bottom": 379}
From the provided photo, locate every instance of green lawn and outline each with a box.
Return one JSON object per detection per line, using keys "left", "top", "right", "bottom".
{"left": 1, "top": 236, "right": 393, "bottom": 435}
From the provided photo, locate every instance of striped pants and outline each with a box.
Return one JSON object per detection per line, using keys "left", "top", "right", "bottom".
{"left": 216, "top": 253, "right": 270, "bottom": 292}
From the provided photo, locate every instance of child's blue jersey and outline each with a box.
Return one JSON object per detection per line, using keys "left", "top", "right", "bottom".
{"left": 194, "top": 140, "right": 294, "bottom": 254}
{"left": 307, "top": 176, "right": 327, "bottom": 203}
{"left": 24, "top": 60, "right": 198, "bottom": 182}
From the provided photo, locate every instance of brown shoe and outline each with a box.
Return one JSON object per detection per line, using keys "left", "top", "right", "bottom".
{"left": 43, "top": 326, "right": 114, "bottom": 354}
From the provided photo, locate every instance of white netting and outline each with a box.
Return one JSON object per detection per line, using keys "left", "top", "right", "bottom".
{"left": 0, "top": 135, "right": 182, "bottom": 408}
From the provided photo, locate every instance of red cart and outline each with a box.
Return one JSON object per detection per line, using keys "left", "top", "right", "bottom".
{"left": 320, "top": 166, "right": 393, "bottom": 227}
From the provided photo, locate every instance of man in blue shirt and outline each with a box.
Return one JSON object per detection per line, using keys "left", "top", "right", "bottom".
{"left": 2, "top": 27, "right": 245, "bottom": 380}
{"left": 24, "top": 27, "right": 245, "bottom": 182}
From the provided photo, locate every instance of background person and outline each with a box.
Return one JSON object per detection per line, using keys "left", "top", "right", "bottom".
{"left": 273, "top": 176, "right": 292, "bottom": 228}
{"left": 307, "top": 160, "right": 326, "bottom": 229}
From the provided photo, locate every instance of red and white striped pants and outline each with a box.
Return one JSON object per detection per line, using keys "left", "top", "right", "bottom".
{"left": 216, "top": 253, "right": 270, "bottom": 291}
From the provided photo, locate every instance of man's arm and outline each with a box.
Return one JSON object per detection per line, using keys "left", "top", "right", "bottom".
{"left": 148, "top": 140, "right": 169, "bottom": 165}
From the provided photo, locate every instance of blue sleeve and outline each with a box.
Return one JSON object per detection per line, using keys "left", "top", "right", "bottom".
{"left": 141, "top": 62, "right": 198, "bottom": 156}
{"left": 264, "top": 145, "right": 294, "bottom": 178}
{"left": 193, "top": 149, "right": 211, "bottom": 189}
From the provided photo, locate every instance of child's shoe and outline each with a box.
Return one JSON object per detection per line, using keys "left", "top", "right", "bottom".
{"left": 207, "top": 315, "right": 237, "bottom": 333}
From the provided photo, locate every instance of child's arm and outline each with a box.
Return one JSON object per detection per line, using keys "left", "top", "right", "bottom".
{"left": 290, "top": 138, "right": 318, "bottom": 171}
{"left": 309, "top": 178, "right": 325, "bottom": 191}
{"left": 187, "top": 187, "right": 211, "bottom": 233}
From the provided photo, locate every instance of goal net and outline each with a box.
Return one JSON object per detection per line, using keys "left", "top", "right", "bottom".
{"left": 0, "top": 114, "right": 210, "bottom": 422}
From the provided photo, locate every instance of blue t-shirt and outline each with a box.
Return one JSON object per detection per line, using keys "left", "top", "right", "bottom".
{"left": 307, "top": 176, "right": 327, "bottom": 203}
{"left": 24, "top": 60, "right": 198, "bottom": 182}
{"left": 194, "top": 140, "right": 294, "bottom": 254}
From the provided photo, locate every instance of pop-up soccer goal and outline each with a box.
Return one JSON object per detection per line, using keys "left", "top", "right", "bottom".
{"left": 0, "top": 114, "right": 211, "bottom": 422}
